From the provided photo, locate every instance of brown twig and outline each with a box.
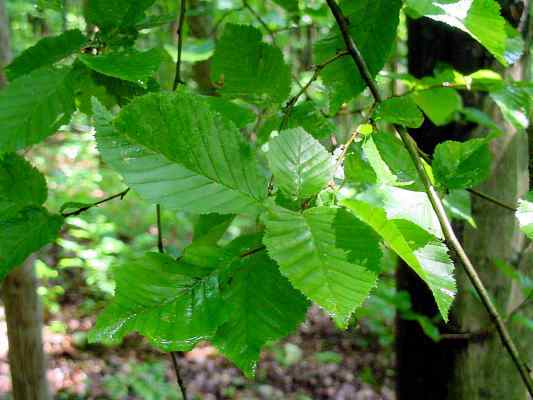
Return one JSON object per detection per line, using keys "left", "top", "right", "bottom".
{"left": 62, "top": 189, "right": 130, "bottom": 217}
{"left": 325, "top": 0, "right": 533, "bottom": 394}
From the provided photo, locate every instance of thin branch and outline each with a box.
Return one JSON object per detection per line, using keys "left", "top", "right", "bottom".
{"left": 280, "top": 50, "right": 349, "bottom": 130}
{"left": 325, "top": 0, "right": 533, "bottom": 394}
{"left": 62, "top": 189, "right": 130, "bottom": 217}
{"left": 172, "top": 0, "right": 187, "bottom": 91}
{"left": 242, "top": 0, "right": 276, "bottom": 44}
{"left": 468, "top": 188, "right": 517, "bottom": 212}
{"left": 240, "top": 245, "right": 266, "bottom": 258}
{"left": 156, "top": 203, "right": 188, "bottom": 399}
{"left": 171, "top": 352, "right": 188, "bottom": 400}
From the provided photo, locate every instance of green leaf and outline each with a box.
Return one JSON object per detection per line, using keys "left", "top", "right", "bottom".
{"left": 361, "top": 133, "right": 425, "bottom": 191}
{"left": 517, "top": 192, "right": 533, "bottom": 239}
{"left": 6, "top": 30, "right": 87, "bottom": 82}
{"left": 36, "top": 0, "right": 63, "bottom": 11}
{"left": 94, "top": 92, "right": 267, "bottom": 215}
{"left": 373, "top": 96, "right": 424, "bottom": 128}
{"left": 85, "top": 0, "right": 155, "bottom": 31}
{"left": 272, "top": 0, "right": 299, "bottom": 13}
{"left": 259, "top": 102, "right": 336, "bottom": 143}
{"left": 89, "top": 252, "right": 225, "bottom": 351}
{"left": 135, "top": 14, "right": 176, "bottom": 30}
{"left": 490, "top": 83, "right": 532, "bottom": 131}
{"left": 314, "top": 0, "right": 402, "bottom": 111}
{"left": 405, "top": 0, "right": 509, "bottom": 65}
{"left": 263, "top": 206, "right": 381, "bottom": 327}
{"left": 213, "top": 251, "right": 308, "bottom": 378}
{"left": 433, "top": 137, "right": 492, "bottom": 189}
{"left": 0, "top": 67, "right": 75, "bottom": 154}
{"left": 267, "top": 128, "right": 335, "bottom": 200}
{"left": 203, "top": 97, "right": 256, "bottom": 128}
{"left": 79, "top": 48, "right": 163, "bottom": 87}
{"left": 344, "top": 144, "right": 377, "bottom": 189}
{"left": 342, "top": 198, "right": 455, "bottom": 321}
{"left": 412, "top": 88, "right": 463, "bottom": 126}
{"left": 0, "top": 207, "right": 63, "bottom": 280}
{"left": 0, "top": 154, "right": 47, "bottom": 218}
{"left": 211, "top": 24, "right": 291, "bottom": 105}
{"left": 443, "top": 189, "right": 476, "bottom": 228}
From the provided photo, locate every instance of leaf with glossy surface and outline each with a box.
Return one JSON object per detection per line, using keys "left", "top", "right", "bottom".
{"left": 0, "top": 67, "right": 75, "bottom": 154}
{"left": 6, "top": 30, "right": 86, "bottom": 81}
{"left": 433, "top": 137, "right": 492, "bottom": 189}
{"left": 444, "top": 189, "right": 476, "bottom": 228}
{"left": 89, "top": 252, "right": 225, "bottom": 351}
{"left": 263, "top": 206, "right": 381, "bottom": 327}
{"left": 342, "top": 198, "right": 455, "bottom": 320}
{"left": 79, "top": 48, "right": 163, "bottom": 86}
{"left": 405, "top": 0, "right": 509, "bottom": 65}
{"left": 490, "top": 83, "right": 532, "bottom": 131}
{"left": 213, "top": 251, "right": 308, "bottom": 377}
{"left": 314, "top": 0, "right": 402, "bottom": 111}
{"left": 517, "top": 192, "right": 533, "bottom": 239}
{"left": 0, "top": 207, "right": 63, "bottom": 280}
{"left": 211, "top": 24, "right": 291, "bottom": 105}
{"left": 373, "top": 97, "right": 424, "bottom": 128}
{"left": 267, "top": 128, "right": 335, "bottom": 200}
{"left": 94, "top": 92, "right": 267, "bottom": 215}
{"left": 0, "top": 154, "right": 47, "bottom": 218}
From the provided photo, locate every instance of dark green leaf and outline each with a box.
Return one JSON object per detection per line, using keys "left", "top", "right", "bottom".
{"left": 85, "top": 0, "right": 155, "bottom": 31}
{"left": 89, "top": 252, "right": 226, "bottom": 351}
{"left": 211, "top": 24, "right": 291, "bottom": 105}
{"left": 0, "top": 207, "right": 63, "bottom": 280}
{"left": 0, "top": 154, "right": 47, "bottom": 218}
{"left": 203, "top": 96, "right": 256, "bottom": 128}
{"left": 213, "top": 251, "right": 308, "bottom": 378}
{"left": 0, "top": 67, "right": 75, "bottom": 154}
{"left": 6, "top": 30, "right": 87, "bottom": 81}
{"left": 412, "top": 88, "right": 462, "bottom": 126}
{"left": 373, "top": 96, "right": 424, "bottom": 128}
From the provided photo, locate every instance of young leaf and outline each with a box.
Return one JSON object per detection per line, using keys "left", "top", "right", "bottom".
{"left": 342, "top": 199, "right": 455, "bottom": 321}
{"left": 5, "top": 29, "right": 87, "bottom": 81}
{"left": 89, "top": 252, "right": 226, "bottom": 351}
{"left": 412, "top": 88, "right": 463, "bottom": 126}
{"left": 314, "top": 0, "right": 402, "bottom": 111}
{"left": 405, "top": 0, "right": 509, "bottom": 65}
{"left": 263, "top": 206, "right": 381, "bottom": 327}
{"left": 79, "top": 48, "right": 163, "bottom": 87}
{"left": 211, "top": 24, "right": 291, "bottom": 105}
{"left": 213, "top": 251, "right": 308, "bottom": 378}
{"left": 0, "top": 207, "right": 63, "bottom": 280}
{"left": 0, "top": 67, "right": 75, "bottom": 154}
{"left": 0, "top": 154, "right": 47, "bottom": 218}
{"left": 94, "top": 92, "right": 267, "bottom": 215}
{"left": 373, "top": 96, "right": 424, "bottom": 128}
{"left": 267, "top": 128, "right": 335, "bottom": 200}
{"left": 517, "top": 192, "right": 533, "bottom": 239}
{"left": 433, "top": 137, "right": 492, "bottom": 189}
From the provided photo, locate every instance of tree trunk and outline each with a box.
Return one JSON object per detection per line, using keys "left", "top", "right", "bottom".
{"left": 397, "top": 3, "right": 532, "bottom": 399}
{"left": 0, "top": 1, "right": 51, "bottom": 398}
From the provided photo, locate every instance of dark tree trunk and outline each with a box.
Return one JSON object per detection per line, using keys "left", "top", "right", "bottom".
{"left": 397, "top": 3, "right": 532, "bottom": 399}
{"left": 0, "top": 1, "right": 51, "bottom": 398}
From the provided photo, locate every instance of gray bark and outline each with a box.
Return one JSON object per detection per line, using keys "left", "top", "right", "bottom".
{"left": 0, "top": 1, "right": 51, "bottom": 398}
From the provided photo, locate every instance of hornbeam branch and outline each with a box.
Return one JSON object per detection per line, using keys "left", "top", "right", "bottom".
{"left": 325, "top": 0, "right": 533, "bottom": 394}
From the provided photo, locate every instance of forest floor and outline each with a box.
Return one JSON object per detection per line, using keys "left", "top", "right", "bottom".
{"left": 0, "top": 305, "right": 395, "bottom": 400}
